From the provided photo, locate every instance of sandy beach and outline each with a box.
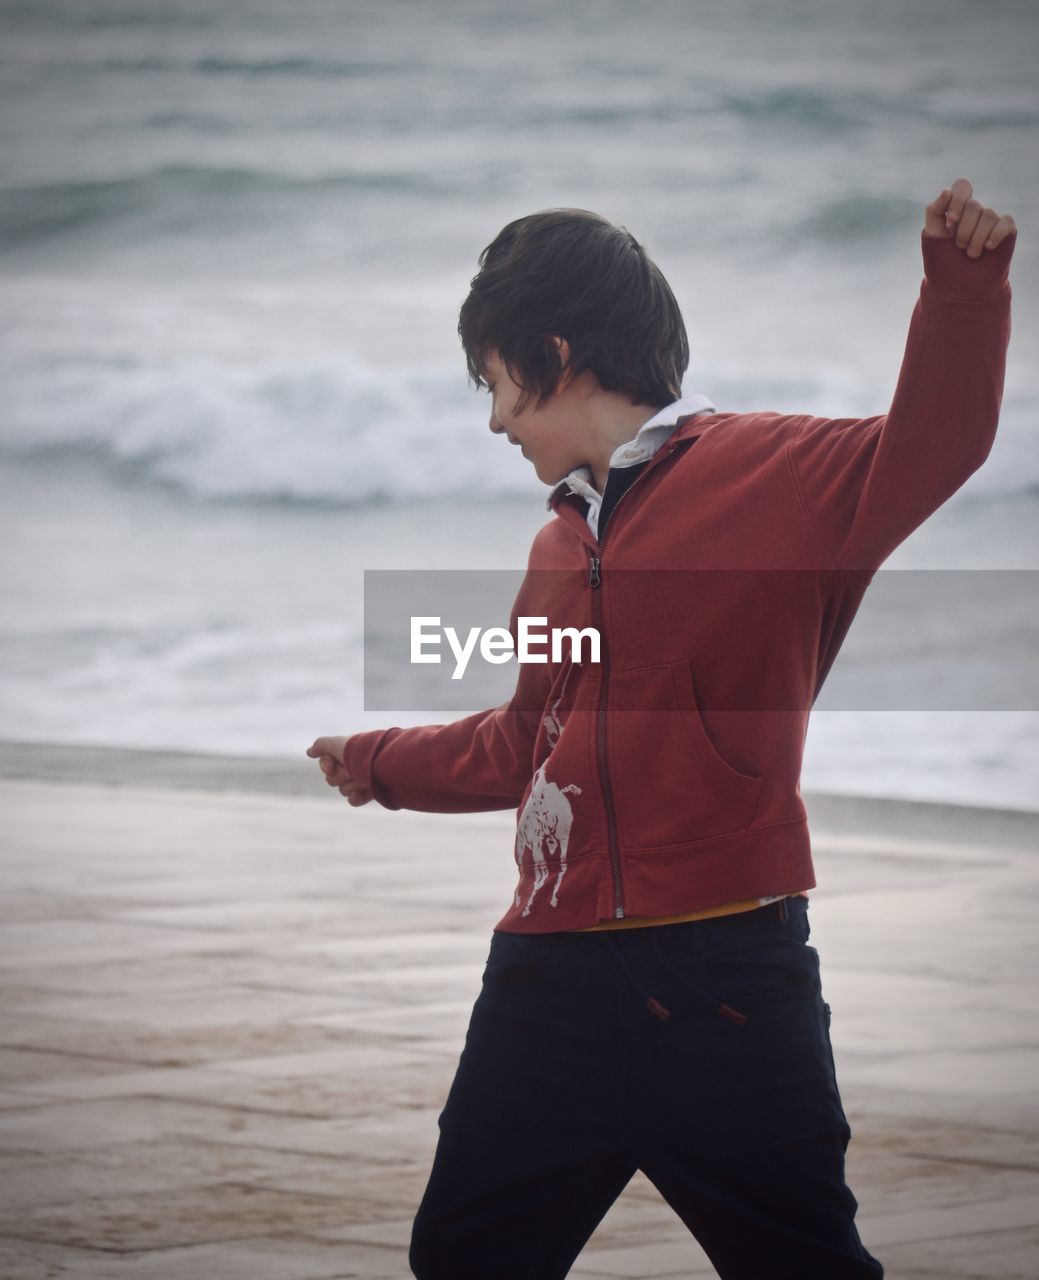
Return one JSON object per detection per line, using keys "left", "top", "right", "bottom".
{"left": 1, "top": 742, "right": 1038, "bottom": 1277}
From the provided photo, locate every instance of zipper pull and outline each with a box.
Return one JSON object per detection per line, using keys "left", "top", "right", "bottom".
{"left": 589, "top": 556, "right": 601, "bottom": 588}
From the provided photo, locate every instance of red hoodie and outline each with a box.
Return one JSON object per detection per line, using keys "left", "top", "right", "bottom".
{"left": 341, "top": 230, "right": 1015, "bottom": 933}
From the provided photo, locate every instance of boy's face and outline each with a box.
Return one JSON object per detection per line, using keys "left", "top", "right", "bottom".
{"left": 483, "top": 348, "right": 585, "bottom": 486}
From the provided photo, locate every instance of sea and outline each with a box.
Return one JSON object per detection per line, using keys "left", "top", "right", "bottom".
{"left": 1, "top": 0, "right": 1037, "bottom": 811}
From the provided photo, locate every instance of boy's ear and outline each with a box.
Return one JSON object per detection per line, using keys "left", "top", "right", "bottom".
{"left": 547, "top": 335, "right": 574, "bottom": 389}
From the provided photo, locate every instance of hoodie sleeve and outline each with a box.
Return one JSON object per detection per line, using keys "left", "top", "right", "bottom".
{"left": 786, "top": 229, "right": 1014, "bottom": 572}
{"left": 337, "top": 694, "right": 540, "bottom": 813}
{"left": 336, "top": 572, "right": 550, "bottom": 814}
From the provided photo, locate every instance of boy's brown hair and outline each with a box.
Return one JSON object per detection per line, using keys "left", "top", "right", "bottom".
{"left": 458, "top": 208, "right": 689, "bottom": 412}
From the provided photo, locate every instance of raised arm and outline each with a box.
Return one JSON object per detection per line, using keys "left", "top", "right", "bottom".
{"left": 787, "top": 179, "right": 1016, "bottom": 572}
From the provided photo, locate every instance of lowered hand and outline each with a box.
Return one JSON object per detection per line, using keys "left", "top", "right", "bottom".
{"left": 305, "top": 736, "right": 373, "bottom": 806}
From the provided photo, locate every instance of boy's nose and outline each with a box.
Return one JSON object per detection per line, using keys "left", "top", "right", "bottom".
{"left": 489, "top": 413, "right": 505, "bottom": 434}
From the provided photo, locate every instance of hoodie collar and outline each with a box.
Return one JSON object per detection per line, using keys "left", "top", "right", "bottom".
{"left": 546, "top": 394, "right": 717, "bottom": 513}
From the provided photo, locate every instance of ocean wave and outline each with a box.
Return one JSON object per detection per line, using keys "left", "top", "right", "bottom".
{"left": 793, "top": 193, "right": 921, "bottom": 243}
{"left": 719, "top": 85, "right": 1039, "bottom": 133}
{"left": 0, "top": 166, "right": 480, "bottom": 250}
{"left": 1, "top": 351, "right": 1036, "bottom": 508}
{"left": 720, "top": 86, "right": 871, "bottom": 131}
{"left": 0, "top": 166, "right": 967, "bottom": 258}
{"left": 17, "top": 55, "right": 409, "bottom": 79}
{"left": 0, "top": 351, "right": 531, "bottom": 505}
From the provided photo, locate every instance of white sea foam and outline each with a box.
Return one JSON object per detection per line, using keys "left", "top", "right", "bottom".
{"left": 2, "top": 349, "right": 1037, "bottom": 506}
{"left": 0, "top": 352, "right": 527, "bottom": 504}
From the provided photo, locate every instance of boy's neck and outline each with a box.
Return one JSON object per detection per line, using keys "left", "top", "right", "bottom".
{"left": 576, "top": 387, "right": 668, "bottom": 493}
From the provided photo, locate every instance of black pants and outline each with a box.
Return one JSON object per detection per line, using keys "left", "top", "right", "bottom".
{"left": 410, "top": 895, "right": 883, "bottom": 1279}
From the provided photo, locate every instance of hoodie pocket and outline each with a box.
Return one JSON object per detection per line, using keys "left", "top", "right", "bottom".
{"left": 609, "top": 661, "right": 764, "bottom": 849}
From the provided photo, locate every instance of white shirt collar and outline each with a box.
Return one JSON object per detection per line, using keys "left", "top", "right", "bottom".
{"left": 545, "top": 394, "right": 716, "bottom": 531}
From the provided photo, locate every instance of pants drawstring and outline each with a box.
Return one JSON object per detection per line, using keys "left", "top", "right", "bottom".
{"left": 600, "top": 927, "right": 748, "bottom": 1027}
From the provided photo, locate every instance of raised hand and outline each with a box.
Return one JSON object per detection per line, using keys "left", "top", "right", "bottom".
{"left": 306, "top": 736, "right": 373, "bottom": 806}
{"left": 924, "top": 179, "right": 1016, "bottom": 258}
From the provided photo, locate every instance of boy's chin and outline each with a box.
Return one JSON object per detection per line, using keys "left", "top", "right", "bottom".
{"left": 536, "top": 463, "right": 570, "bottom": 487}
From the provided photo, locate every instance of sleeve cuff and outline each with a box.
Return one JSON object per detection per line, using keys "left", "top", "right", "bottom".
{"left": 921, "top": 227, "right": 1015, "bottom": 302}
{"left": 341, "top": 727, "right": 403, "bottom": 810}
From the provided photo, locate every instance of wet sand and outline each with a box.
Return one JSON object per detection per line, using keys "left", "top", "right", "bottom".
{"left": 1, "top": 744, "right": 1038, "bottom": 1277}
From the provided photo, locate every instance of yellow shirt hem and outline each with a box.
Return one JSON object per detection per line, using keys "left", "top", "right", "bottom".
{"left": 572, "top": 894, "right": 807, "bottom": 932}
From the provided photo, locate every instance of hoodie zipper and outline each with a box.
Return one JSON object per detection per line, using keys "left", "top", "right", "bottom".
{"left": 588, "top": 553, "right": 623, "bottom": 917}
{"left": 587, "top": 448, "right": 677, "bottom": 921}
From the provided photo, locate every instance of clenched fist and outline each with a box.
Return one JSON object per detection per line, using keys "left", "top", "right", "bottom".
{"left": 924, "top": 178, "right": 1016, "bottom": 258}
{"left": 306, "top": 736, "right": 373, "bottom": 806}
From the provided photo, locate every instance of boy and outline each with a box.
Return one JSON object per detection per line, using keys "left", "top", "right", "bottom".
{"left": 308, "top": 180, "right": 1015, "bottom": 1278}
